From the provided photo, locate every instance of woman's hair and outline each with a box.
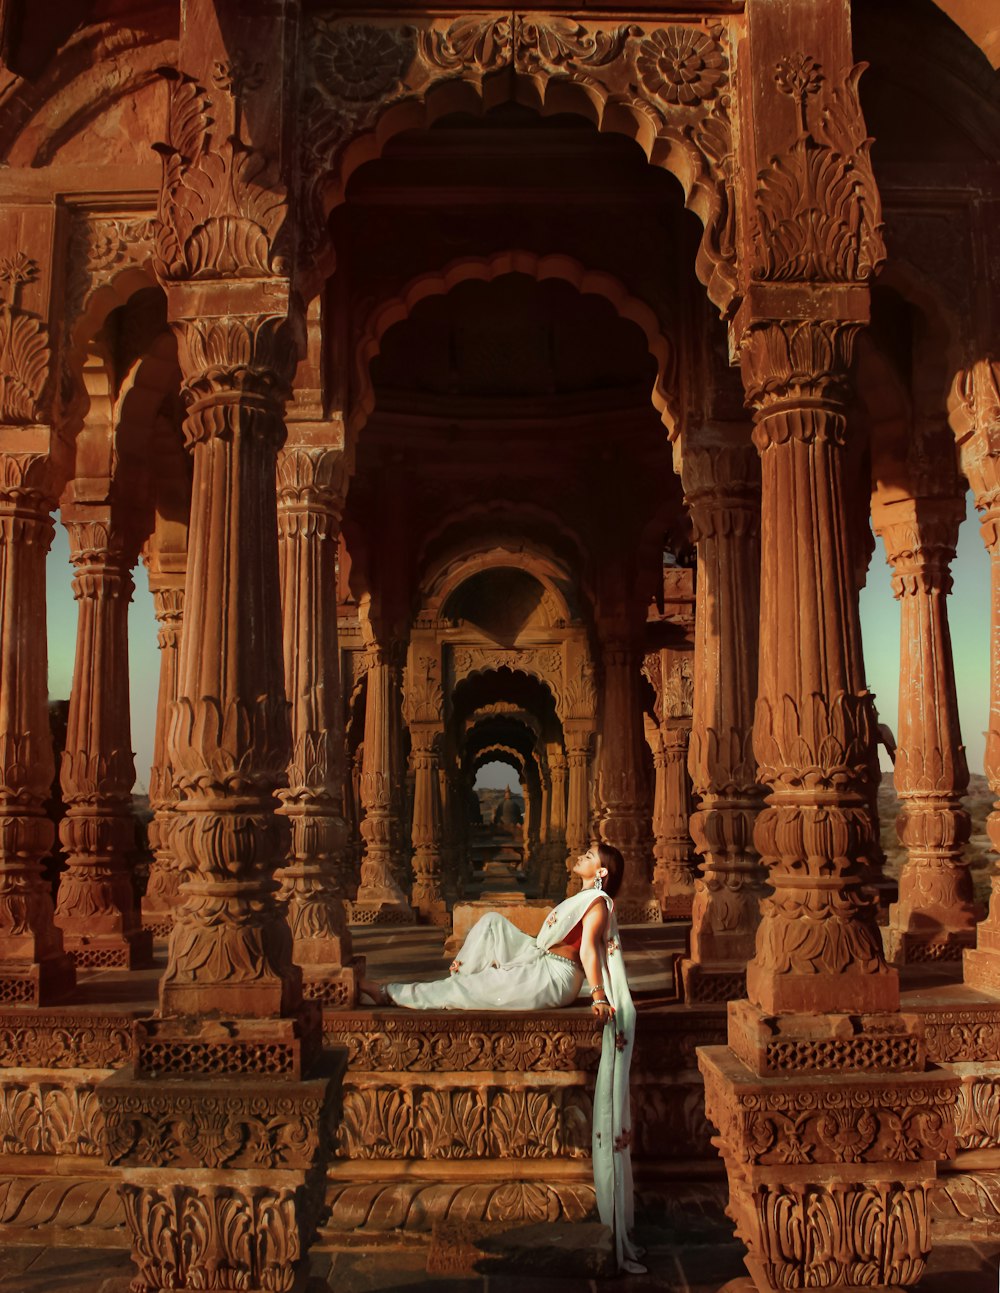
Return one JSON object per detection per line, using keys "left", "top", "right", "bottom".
{"left": 596, "top": 842, "right": 625, "bottom": 899}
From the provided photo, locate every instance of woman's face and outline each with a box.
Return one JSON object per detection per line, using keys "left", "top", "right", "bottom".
{"left": 573, "top": 844, "right": 606, "bottom": 886}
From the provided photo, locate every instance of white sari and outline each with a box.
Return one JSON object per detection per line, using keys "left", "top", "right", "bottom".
{"left": 384, "top": 888, "right": 644, "bottom": 1273}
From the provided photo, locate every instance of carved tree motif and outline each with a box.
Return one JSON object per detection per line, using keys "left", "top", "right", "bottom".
{"left": 753, "top": 60, "right": 885, "bottom": 283}
{"left": 0, "top": 254, "right": 49, "bottom": 425}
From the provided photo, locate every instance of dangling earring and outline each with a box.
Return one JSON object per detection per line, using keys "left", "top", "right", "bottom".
{"left": 594, "top": 872, "right": 603, "bottom": 893}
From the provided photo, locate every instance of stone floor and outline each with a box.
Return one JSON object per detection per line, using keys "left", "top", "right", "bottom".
{"left": 3, "top": 1237, "right": 998, "bottom": 1292}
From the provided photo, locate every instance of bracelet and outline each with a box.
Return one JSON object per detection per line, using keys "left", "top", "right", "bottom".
{"left": 591, "top": 986, "right": 608, "bottom": 998}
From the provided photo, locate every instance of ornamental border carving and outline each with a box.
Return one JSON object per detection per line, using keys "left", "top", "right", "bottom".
{"left": 300, "top": 15, "right": 738, "bottom": 308}
{"left": 449, "top": 645, "right": 567, "bottom": 717}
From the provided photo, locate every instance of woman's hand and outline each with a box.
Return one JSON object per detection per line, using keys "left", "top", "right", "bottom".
{"left": 592, "top": 997, "right": 615, "bottom": 1024}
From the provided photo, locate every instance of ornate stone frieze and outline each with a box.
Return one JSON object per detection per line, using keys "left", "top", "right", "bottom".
{"left": 0, "top": 253, "right": 50, "bottom": 425}
{"left": 922, "top": 1006, "right": 1000, "bottom": 1064}
{"left": 0, "top": 1012, "right": 133, "bottom": 1069}
{"left": 301, "top": 15, "right": 737, "bottom": 306}
{"left": 702, "top": 1064, "right": 955, "bottom": 1168}
{"left": 325, "top": 1012, "right": 602, "bottom": 1073}
{"left": 337, "top": 1082, "right": 592, "bottom": 1161}
{"left": 101, "top": 1072, "right": 335, "bottom": 1170}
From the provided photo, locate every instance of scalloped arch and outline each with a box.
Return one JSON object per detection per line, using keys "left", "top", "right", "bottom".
{"left": 352, "top": 250, "right": 677, "bottom": 448}
{"left": 307, "top": 31, "right": 735, "bottom": 309}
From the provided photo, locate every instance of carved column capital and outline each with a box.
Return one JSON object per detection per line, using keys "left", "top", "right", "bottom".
{"left": 277, "top": 445, "right": 347, "bottom": 538}
{"left": 681, "top": 442, "right": 761, "bottom": 542}
{"left": 951, "top": 359, "right": 1000, "bottom": 551}
{"left": 738, "top": 317, "right": 861, "bottom": 450}
{"left": 874, "top": 499, "right": 964, "bottom": 599}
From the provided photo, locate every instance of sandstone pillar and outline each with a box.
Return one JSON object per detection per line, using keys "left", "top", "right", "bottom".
{"left": 597, "top": 639, "right": 660, "bottom": 922}
{"left": 648, "top": 717, "right": 698, "bottom": 918}
{"left": 545, "top": 746, "right": 568, "bottom": 895}
{"left": 276, "top": 445, "right": 360, "bottom": 1005}
{"left": 695, "top": 34, "right": 958, "bottom": 1275}
{"left": 564, "top": 729, "right": 591, "bottom": 895}
{"left": 140, "top": 575, "right": 184, "bottom": 937}
{"left": 101, "top": 20, "right": 335, "bottom": 1291}
{"left": 408, "top": 726, "right": 448, "bottom": 923}
{"left": 874, "top": 497, "right": 977, "bottom": 963}
{"left": 54, "top": 511, "right": 152, "bottom": 970}
{"left": 351, "top": 643, "right": 414, "bottom": 925}
{"left": 680, "top": 441, "right": 766, "bottom": 1001}
{"left": 0, "top": 451, "right": 75, "bottom": 1002}
{"left": 953, "top": 359, "right": 1000, "bottom": 992}
{"left": 700, "top": 304, "right": 957, "bottom": 1291}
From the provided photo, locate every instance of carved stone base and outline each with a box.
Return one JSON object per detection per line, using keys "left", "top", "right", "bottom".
{"left": 101, "top": 1053, "right": 341, "bottom": 1293}
{"left": 661, "top": 892, "right": 695, "bottom": 919}
{"left": 0, "top": 954, "right": 76, "bottom": 1006}
{"left": 699, "top": 1042, "right": 958, "bottom": 1291}
{"left": 140, "top": 894, "right": 179, "bottom": 938}
{"left": 962, "top": 945, "right": 1000, "bottom": 994}
{"left": 134, "top": 1010, "right": 321, "bottom": 1081}
{"left": 62, "top": 927, "right": 153, "bottom": 971}
{"left": 614, "top": 897, "right": 663, "bottom": 924}
{"left": 885, "top": 927, "right": 974, "bottom": 964}
{"left": 679, "top": 960, "right": 746, "bottom": 1005}
{"left": 726, "top": 998, "right": 924, "bottom": 1075}
{"left": 301, "top": 956, "right": 364, "bottom": 1008}
{"left": 348, "top": 892, "right": 416, "bottom": 925}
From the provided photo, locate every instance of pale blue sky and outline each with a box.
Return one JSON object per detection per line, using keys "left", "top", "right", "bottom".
{"left": 45, "top": 492, "right": 993, "bottom": 795}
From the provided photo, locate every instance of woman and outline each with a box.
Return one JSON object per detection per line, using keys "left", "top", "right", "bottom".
{"left": 359, "top": 842, "right": 645, "bottom": 1275}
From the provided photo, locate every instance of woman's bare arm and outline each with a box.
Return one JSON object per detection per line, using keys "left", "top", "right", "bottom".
{"left": 579, "top": 900, "right": 613, "bottom": 1021}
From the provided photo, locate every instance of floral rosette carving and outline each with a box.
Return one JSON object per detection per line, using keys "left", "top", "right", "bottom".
{"left": 636, "top": 27, "right": 727, "bottom": 106}
{"left": 315, "top": 23, "right": 411, "bottom": 100}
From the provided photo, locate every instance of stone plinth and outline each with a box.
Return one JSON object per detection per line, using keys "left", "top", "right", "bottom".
{"left": 700, "top": 1018, "right": 958, "bottom": 1292}
{"left": 444, "top": 897, "right": 553, "bottom": 959}
{"left": 100, "top": 1059, "right": 342, "bottom": 1293}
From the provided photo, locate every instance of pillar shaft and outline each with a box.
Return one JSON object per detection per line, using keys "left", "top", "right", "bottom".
{"left": 564, "top": 731, "right": 591, "bottom": 893}
{"left": 681, "top": 441, "right": 766, "bottom": 1000}
{"left": 954, "top": 359, "right": 1000, "bottom": 990}
{"left": 276, "top": 445, "right": 359, "bottom": 1002}
{"left": 409, "top": 726, "right": 447, "bottom": 923}
{"left": 0, "top": 452, "right": 74, "bottom": 1001}
{"left": 141, "top": 579, "right": 184, "bottom": 936}
{"left": 352, "top": 645, "right": 413, "bottom": 924}
{"left": 650, "top": 720, "right": 698, "bottom": 917}
{"left": 160, "top": 315, "right": 298, "bottom": 1017}
{"left": 55, "top": 513, "right": 151, "bottom": 970}
{"left": 742, "top": 319, "right": 895, "bottom": 1015}
{"left": 598, "top": 640, "right": 660, "bottom": 922}
{"left": 875, "top": 500, "right": 976, "bottom": 963}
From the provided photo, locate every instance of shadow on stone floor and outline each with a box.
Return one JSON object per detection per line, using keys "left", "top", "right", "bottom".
{"left": 2, "top": 1238, "right": 997, "bottom": 1292}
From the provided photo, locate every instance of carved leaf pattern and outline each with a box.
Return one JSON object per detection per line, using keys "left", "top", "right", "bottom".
{"left": 754, "top": 63, "right": 884, "bottom": 283}
{"left": 154, "top": 72, "right": 288, "bottom": 282}
{"left": 0, "top": 305, "right": 49, "bottom": 424}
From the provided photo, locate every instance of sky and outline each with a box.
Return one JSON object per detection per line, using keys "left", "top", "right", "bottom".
{"left": 45, "top": 492, "right": 993, "bottom": 795}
